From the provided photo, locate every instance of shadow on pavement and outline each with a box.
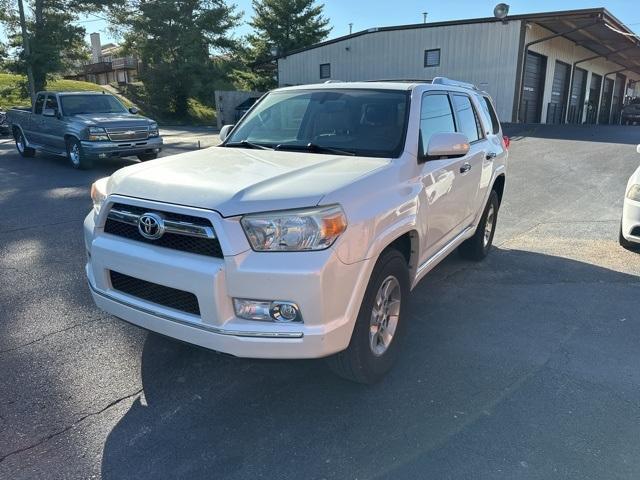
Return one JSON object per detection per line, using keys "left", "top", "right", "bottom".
{"left": 503, "top": 123, "right": 640, "bottom": 146}
{"left": 101, "top": 248, "right": 640, "bottom": 480}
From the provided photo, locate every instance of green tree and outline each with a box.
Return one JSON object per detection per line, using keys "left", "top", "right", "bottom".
{"left": 113, "top": 0, "right": 240, "bottom": 117}
{"left": 1, "top": 0, "right": 106, "bottom": 93}
{"left": 238, "top": 0, "right": 331, "bottom": 90}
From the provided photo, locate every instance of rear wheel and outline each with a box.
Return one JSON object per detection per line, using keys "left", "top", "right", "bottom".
{"left": 66, "top": 137, "right": 92, "bottom": 170}
{"left": 14, "top": 129, "right": 35, "bottom": 157}
{"left": 459, "top": 190, "right": 499, "bottom": 261}
{"left": 137, "top": 152, "right": 158, "bottom": 161}
{"left": 327, "top": 249, "right": 409, "bottom": 384}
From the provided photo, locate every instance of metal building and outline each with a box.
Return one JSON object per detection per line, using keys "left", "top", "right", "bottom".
{"left": 276, "top": 8, "right": 640, "bottom": 124}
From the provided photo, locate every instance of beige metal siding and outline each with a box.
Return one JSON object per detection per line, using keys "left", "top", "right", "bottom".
{"left": 278, "top": 21, "right": 522, "bottom": 121}
{"left": 526, "top": 23, "right": 640, "bottom": 123}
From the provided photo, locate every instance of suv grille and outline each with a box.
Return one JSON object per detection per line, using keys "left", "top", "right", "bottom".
{"left": 106, "top": 127, "right": 149, "bottom": 142}
{"left": 104, "top": 203, "right": 224, "bottom": 258}
{"left": 110, "top": 271, "right": 200, "bottom": 315}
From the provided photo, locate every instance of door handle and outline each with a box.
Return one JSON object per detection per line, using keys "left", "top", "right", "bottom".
{"left": 486, "top": 152, "right": 497, "bottom": 160}
{"left": 459, "top": 162, "right": 472, "bottom": 173}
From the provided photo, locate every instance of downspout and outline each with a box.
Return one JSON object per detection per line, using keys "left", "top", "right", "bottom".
{"left": 515, "top": 17, "right": 602, "bottom": 123}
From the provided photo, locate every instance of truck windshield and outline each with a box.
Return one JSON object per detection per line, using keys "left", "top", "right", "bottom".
{"left": 226, "top": 89, "right": 410, "bottom": 158}
{"left": 60, "top": 95, "right": 128, "bottom": 116}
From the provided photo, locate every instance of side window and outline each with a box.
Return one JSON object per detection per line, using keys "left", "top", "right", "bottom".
{"left": 34, "top": 94, "right": 45, "bottom": 115}
{"left": 419, "top": 93, "right": 455, "bottom": 153}
{"left": 45, "top": 95, "right": 59, "bottom": 114}
{"left": 481, "top": 96, "right": 500, "bottom": 134}
{"left": 452, "top": 94, "right": 482, "bottom": 142}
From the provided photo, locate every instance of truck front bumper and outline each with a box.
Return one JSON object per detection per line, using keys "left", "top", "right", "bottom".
{"left": 84, "top": 207, "right": 373, "bottom": 359}
{"left": 81, "top": 136, "right": 163, "bottom": 160}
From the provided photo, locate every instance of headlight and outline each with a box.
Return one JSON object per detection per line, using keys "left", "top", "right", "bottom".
{"left": 88, "top": 126, "right": 109, "bottom": 141}
{"left": 90, "top": 177, "right": 109, "bottom": 214}
{"left": 627, "top": 184, "right": 640, "bottom": 202}
{"left": 241, "top": 205, "right": 347, "bottom": 251}
{"left": 148, "top": 123, "right": 159, "bottom": 137}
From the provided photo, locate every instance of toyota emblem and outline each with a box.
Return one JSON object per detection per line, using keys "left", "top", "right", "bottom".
{"left": 138, "top": 212, "right": 165, "bottom": 240}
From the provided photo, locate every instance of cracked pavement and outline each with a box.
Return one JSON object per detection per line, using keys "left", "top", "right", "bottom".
{"left": 1, "top": 124, "right": 639, "bottom": 479}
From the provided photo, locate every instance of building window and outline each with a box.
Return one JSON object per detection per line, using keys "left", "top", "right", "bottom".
{"left": 424, "top": 49, "right": 441, "bottom": 67}
{"left": 320, "top": 63, "right": 331, "bottom": 79}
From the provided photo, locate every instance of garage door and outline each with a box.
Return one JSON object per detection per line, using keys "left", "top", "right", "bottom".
{"left": 586, "top": 73, "right": 602, "bottom": 124}
{"left": 547, "top": 61, "right": 570, "bottom": 124}
{"left": 520, "top": 52, "right": 547, "bottom": 123}
{"left": 599, "top": 78, "right": 614, "bottom": 124}
{"left": 568, "top": 67, "right": 587, "bottom": 123}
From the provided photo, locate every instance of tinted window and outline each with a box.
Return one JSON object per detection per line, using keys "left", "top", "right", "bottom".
{"left": 45, "top": 95, "right": 59, "bottom": 113}
{"left": 480, "top": 96, "right": 500, "bottom": 134}
{"left": 60, "top": 95, "right": 127, "bottom": 115}
{"left": 419, "top": 93, "right": 455, "bottom": 153}
{"left": 34, "top": 94, "right": 45, "bottom": 115}
{"left": 227, "top": 89, "right": 410, "bottom": 158}
{"left": 452, "top": 94, "right": 482, "bottom": 142}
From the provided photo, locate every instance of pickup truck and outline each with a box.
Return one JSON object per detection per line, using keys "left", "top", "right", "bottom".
{"left": 85, "top": 78, "right": 508, "bottom": 383}
{"left": 7, "top": 91, "right": 163, "bottom": 169}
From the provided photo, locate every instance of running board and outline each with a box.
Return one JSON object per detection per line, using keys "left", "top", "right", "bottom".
{"left": 413, "top": 226, "right": 474, "bottom": 286}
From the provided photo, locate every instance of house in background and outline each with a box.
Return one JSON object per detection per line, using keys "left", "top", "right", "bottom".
{"left": 74, "top": 33, "right": 139, "bottom": 86}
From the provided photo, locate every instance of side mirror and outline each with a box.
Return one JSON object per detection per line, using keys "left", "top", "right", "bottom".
{"left": 129, "top": 107, "right": 139, "bottom": 114}
{"left": 425, "top": 132, "right": 470, "bottom": 160}
{"left": 219, "top": 124, "right": 234, "bottom": 143}
{"left": 42, "top": 108, "right": 56, "bottom": 117}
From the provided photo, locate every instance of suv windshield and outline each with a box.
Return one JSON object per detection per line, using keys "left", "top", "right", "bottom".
{"left": 226, "top": 89, "right": 410, "bottom": 158}
{"left": 60, "top": 94, "right": 128, "bottom": 116}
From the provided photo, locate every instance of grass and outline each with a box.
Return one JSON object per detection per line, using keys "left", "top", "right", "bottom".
{"left": 0, "top": 74, "right": 215, "bottom": 125}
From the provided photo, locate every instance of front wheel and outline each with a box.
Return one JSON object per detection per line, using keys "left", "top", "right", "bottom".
{"left": 137, "top": 152, "right": 158, "bottom": 161}
{"left": 326, "top": 249, "right": 409, "bottom": 384}
{"left": 14, "top": 130, "right": 35, "bottom": 157}
{"left": 459, "top": 190, "right": 500, "bottom": 261}
{"left": 66, "top": 138, "right": 92, "bottom": 169}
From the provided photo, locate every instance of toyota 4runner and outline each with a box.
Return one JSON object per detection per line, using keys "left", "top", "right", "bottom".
{"left": 85, "top": 78, "right": 508, "bottom": 383}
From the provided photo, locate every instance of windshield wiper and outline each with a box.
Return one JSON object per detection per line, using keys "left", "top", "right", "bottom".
{"left": 275, "top": 143, "right": 356, "bottom": 156}
{"left": 224, "top": 140, "right": 274, "bottom": 150}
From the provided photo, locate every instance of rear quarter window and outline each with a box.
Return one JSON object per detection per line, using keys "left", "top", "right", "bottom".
{"left": 480, "top": 96, "right": 500, "bottom": 135}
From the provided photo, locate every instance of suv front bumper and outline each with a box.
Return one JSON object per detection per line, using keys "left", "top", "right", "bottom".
{"left": 81, "top": 136, "right": 163, "bottom": 160}
{"left": 84, "top": 205, "right": 373, "bottom": 359}
{"left": 622, "top": 197, "right": 640, "bottom": 244}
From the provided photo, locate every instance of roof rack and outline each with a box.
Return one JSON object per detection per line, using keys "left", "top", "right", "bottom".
{"left": 432, "top": 77, "right": 478, "bottom": 90}
{"left": 363, "top": 79, "right": 433, "bottom": 83}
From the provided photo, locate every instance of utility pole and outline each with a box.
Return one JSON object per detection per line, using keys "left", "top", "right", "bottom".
{"left": 349, "top": 23, "right": 353, "bottom": 34}
{"left": 423, "top": 12, "right": 428, "bottom": 23}
{"left": 17, "top": 0, "right": 36, "bottom": 104}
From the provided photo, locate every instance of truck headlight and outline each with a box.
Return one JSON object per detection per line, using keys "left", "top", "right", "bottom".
{"left": 241, "top": 205, "right": 347, "bottom": 251}
{"left": 88, "top": 126, "right": 109, "bottom": 141}
{"left": 148, "top": 123, "right": 159, "bottom": 137}
{"left": 90, "top": 177, "right": 109, "bottom": 214}
{"left": 627, "top": 184, "right": 640, "bottom": 202}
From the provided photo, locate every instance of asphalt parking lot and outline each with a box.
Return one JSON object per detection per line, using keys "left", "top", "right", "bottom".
{"left": 1, "top": 124, "right": 640, "bottom": 479}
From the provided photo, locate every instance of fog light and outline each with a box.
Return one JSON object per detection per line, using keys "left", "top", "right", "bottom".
{"left": 233, "top": 298, "right": 302, "bottom": 323}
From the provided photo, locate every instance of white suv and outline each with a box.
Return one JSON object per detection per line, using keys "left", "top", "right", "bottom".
{"left": 85, "top": 78, "right": 508, "bottom": 383}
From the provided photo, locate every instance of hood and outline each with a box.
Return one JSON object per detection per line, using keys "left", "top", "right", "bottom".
{"left": 71, "top": 113, "right": 152, "bottom": 128}
{"left": 107, "top": 147, "right": 390, "bottom": 217}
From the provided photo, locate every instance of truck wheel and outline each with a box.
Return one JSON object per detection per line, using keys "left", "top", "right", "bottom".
{"left": 327, "top": 249, "right": 409, "bottom": 384}
{"left": 137, "top": 152, "right": 158, "bottom": 161}
{"left": 14, "top": 130, "right": 35, "bottom": 158}
{"left": 619, "top": 222, "right": 638, "bottom": 251}
{"left": 459, "top": 190, "right": 499, "bottom": 261}
{"left": 66, "top": 138, "right": 92, "bottom": 170}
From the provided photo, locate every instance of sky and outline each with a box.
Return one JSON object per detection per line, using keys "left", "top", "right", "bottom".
{"left": 3, "top": 0, "right": 640, "bottom": 45}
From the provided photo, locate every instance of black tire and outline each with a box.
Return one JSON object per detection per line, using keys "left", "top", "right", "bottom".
{"left": 14, "top": 129, "right": 35, "bottom": 157}
{"left": 137, "top": 152, "right": 158, "bottom": 161}
{"left": 619, "top": 222, "right": 638, "bottom": 251}
{"left": 459, "top": 190, "right": 500, "bottom": 261}
{"left": 326, "top": 249, "right": 409, "bottom": 384}
{"left": 66, "top": 137, "right": 92, "bottom": 170}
